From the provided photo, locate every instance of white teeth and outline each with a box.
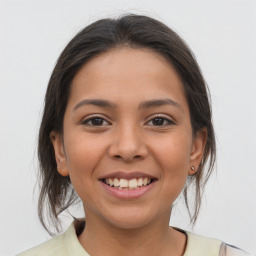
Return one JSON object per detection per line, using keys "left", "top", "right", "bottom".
{"left": 114, "top": 178, "right": 119, "bottom": 187}
{"left": 104, "top": 177, "right": 152, "bottom": 189}
{"left": 109, "top": 178, "right": 114, "bottom": 186}
{"left": 128, "top": 178, "right": 137, "bottom": 188}
{"left": 137, "top": 178, "right": 143, "bottom": 186}
{"left": 119, "top": 179, "right": 128, "bottom": 188}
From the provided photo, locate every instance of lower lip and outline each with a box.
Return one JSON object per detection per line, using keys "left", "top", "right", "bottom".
{"left": 100, "top": 181, "right": 156, "bottom": 199}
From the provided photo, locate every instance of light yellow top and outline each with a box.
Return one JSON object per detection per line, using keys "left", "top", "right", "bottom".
{"left": 17, "top": 222, "right": 251, "bottom": 256}
{"left": 18, "top": 222, "right": 88, "bottom": 256}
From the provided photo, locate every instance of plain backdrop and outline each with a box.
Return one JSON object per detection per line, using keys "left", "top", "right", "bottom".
{"left": 0, "top": 0, "right": 255, "bottom": 255}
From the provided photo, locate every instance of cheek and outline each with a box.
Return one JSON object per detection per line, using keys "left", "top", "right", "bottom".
{"left": 152, "top": 134, "right": 191, "bottom": 199}
{"left": 63, "top": 133, "right": 105, "bottom": 193}
{"left": 65, "top": 131, "right": 105, "bottom": 168}
{"left": 153, "top": 132, "right": 192, "bottom": 171}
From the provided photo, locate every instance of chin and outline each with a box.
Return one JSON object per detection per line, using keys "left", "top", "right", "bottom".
{"left": 108, "top": 217, "right": 150, "bottom": 230}
{"left": 102, "top": 208, "right": 156, "bottom": 230}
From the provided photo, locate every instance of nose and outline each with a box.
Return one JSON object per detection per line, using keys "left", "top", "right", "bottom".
{"left": 108, "top": 124, "right": 148, "bottom": 162}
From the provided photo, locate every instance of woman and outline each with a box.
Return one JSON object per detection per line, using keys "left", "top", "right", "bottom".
{"left": 18, "top": 14, "right": 253, "bottom": 256}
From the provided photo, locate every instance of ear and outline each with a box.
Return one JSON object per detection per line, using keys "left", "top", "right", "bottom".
{"left": 50, "top": 130, "right": 69, "bottom": 177}
{"left": 188, "top": 127, "right": 207, "bottom": 175}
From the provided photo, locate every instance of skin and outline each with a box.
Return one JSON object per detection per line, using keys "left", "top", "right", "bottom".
{"left": 51, "top": 48, "right": 207, "bottom": 256}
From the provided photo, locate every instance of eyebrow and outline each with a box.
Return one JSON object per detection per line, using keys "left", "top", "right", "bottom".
{"left": 73, "top": 98, "right": 183, "bottom": 112}
{"left": 138, "top": 98, "right": 184, "bottom": 112}
{"left": 73, "top": 99, "right": 117, "bottom": 111}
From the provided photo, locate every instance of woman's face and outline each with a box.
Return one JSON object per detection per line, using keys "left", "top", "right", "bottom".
{"left": 51, "top": 48, "right": 206, "bottom": 229}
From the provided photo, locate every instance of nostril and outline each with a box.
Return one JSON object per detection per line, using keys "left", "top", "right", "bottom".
{"left": 108, "top": 140, "right": 148, "bottom": 161}
{"left": 113, "top": 154, "right": 142, "bottom": 160}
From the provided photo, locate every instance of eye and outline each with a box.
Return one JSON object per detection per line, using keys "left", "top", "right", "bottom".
{"left": 146, "top": 116, "right": 174, "bottom": 126}
{"left": 82, "top": 117, "right": 110, "bottom": 126}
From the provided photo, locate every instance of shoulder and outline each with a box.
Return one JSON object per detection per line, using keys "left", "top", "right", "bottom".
{"left": 183, "top": 230, "right": 254, "bottom": 256}
{"left": 219, "top": 243, "right": 255, "bottom": 256}
{"left": 17, "top": 234, "right": 66, "bottom": 256}
{"left": 17, "top": 222, "right": 89, "bottom": 256}
{"left": 183, "top": 230, "right": 222, "bottom": 256}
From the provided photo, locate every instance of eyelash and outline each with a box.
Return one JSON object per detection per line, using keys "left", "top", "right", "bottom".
{"left": 146, "top": 115, "right": 175, "bottom": 126}
{"left": 81, "top": 115, "right": 175, "bottom": 127}
{"left": 81, "top": 116, "right": 110, "bottom": 126}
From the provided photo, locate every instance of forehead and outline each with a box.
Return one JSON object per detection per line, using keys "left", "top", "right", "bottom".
{"left": 68, "top": 48, "right": 188, "bottom": 111}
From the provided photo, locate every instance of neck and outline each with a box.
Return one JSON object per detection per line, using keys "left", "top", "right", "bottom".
{"left": 78, "top": 209, "right": 186, "bottom": 256}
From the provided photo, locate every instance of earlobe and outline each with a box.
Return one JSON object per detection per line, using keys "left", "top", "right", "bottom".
{"left": 50, "top": 131, "right": 69, "bottom": 177}
{"left": 188, "top": 127, "right": 207, "bottom": 175}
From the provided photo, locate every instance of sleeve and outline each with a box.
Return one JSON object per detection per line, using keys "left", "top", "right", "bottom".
{"left": 219, "top": 243, "right": 255, "bottom": 256}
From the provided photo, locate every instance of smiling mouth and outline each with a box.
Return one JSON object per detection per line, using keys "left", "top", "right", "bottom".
{"left": 101, "top": 177, "right": 157, "bottom": 190}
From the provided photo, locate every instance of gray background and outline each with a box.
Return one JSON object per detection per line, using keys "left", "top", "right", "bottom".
{"left": 0, "top": 0, "right": 255, "bottom": 255}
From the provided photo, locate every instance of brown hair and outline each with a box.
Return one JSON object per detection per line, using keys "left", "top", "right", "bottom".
{"left": 38, "top": 14, "right": 216, "bottom": 234}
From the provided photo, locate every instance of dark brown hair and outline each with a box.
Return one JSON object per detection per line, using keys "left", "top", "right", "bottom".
{"left": 38, "top": 14, "right": 216, "bottom": 234}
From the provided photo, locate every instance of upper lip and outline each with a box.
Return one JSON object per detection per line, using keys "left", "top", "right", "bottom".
{"left": 98, "top": 171, "right": 158, "bottom": 180}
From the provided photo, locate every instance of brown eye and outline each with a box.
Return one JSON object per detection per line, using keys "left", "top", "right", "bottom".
{"left": 82, "top": 117, "right": 109, "bottom": 126}
{"left": 146, "top": 117, "right": 174, "bottom": 126}
{"left": 91, "top": 118, "right": 104, "bottom": 126}
{"left": 152, "top": 118, "right": 165, "bottom": 126}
